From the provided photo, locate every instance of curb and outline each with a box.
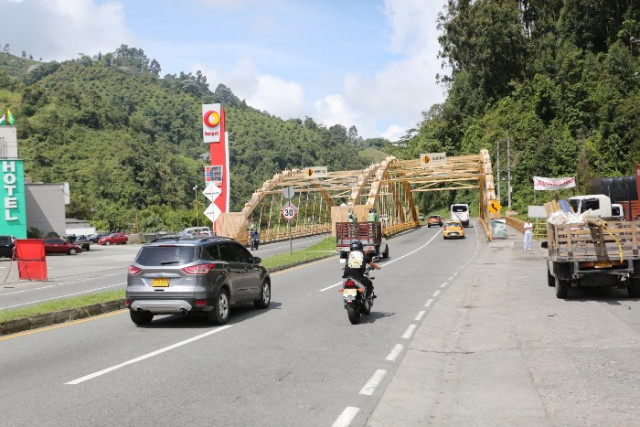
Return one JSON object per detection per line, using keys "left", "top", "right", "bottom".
{"left": 0, "top": 299, "right": 127, "bottom": 336}
{"left": 0, "top": 255, "right": 338, "bottom": 336}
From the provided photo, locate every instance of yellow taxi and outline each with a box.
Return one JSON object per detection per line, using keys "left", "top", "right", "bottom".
{"left": 443, "top": 220, "right": 465, "bottom": 239}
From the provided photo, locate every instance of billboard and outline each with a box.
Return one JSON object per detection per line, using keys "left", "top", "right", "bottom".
{"left": 202, "top": 104, "right": 229, "bottom": 229}
{"left": 0, "top": 159, "right": 27, "bottom": 238}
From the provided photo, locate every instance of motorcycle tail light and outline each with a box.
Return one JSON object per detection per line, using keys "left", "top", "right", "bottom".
{"left": 344, "top": 279, "right": 355, "bottom": 287}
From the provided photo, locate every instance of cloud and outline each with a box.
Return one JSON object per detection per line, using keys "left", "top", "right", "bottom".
{"left": 197, "top": 57, "right": 306, "bottom": 119}
{"left": 313, "top": 0, "right": 447, "bottom": 141}
{"left": 1, "top": 0, "right": 130, "bottom": 61}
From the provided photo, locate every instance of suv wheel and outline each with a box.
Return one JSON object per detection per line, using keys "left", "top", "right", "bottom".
{"left": 207, "top": 288, "right": 230, "bottom": 325}
{"left": 254, "top": 281, "right": 271, "bottom": 309}
{"left": 130, "top": 310, "right": 154, "bottom": 326}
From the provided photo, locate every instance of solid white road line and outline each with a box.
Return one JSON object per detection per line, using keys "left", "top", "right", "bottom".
{"left": 332, "top": 407, "right": 360, "bottom": 427}
{"left": 65, "top": 325, "right": 232, "bottom": 385}
{"left": 414, "top": 310, "right": 425, "bottom": 321}
{"left": 385, "top": 344, "right": 404, "bottom": 362}
{"left": 359, "top": 369, "right": 387, "bottom": 395}
{"left": 320, "top": 281, "right": 344, "bottom": 292}
{"left": 0, "top": 283, "right": 124, "bottom": 310}
{"left": 402, "top": 324, "right": 417, "bottom": 339}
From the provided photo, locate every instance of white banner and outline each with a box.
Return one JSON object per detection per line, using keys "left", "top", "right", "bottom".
{"left": 533, "top": 176, "right": 576, "bottom": 191}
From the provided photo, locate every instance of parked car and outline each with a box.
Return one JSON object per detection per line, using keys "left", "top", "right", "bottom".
{"left": 443, "top": 220, "right": 465, "bottom": 239}
{"left": 43, "top": 238, "right": 83, "bottom": 255}
{"left": 126, "top": 235, "right": 271, "bottom": 326}
{"left": 87, "top": 233, "right": 103, "bottom": 243}
{"left": 418, "top": 214, "right": 425, "bottom": 221}
{"left": 66, "top": 235, "right": 91, "bottom": 251}
{"left": 427, "top": 215, "right": 443, "bottom": 227}
{"left": 98, "top": 233, "right": 128, "bottom": 245}
{"left": 0, "top": 235, "right": 15, "bottom": 258}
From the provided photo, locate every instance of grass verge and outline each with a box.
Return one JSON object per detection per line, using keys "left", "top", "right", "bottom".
{"left": 0, "top": 290, "right": 125, "bottom": 323}
{"left": 0, "top": 237, "right": 337, "bottom": 323}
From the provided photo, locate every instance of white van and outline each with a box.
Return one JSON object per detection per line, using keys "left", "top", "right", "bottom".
{"left": 450, "top": 203, "right": 470, "bottom": 227}
{"left": 179, "top": 226, "right": 212, "bottom": 236}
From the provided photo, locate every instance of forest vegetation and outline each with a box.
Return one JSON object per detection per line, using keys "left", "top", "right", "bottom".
{"left": 1, "top": 0, "right": 639, "bottom": 231}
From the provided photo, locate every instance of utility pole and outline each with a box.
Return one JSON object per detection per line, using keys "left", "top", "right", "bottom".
{"left": 496, "top": 139, "right": 501, "bottom": 202}
{"left": 507, "top": 132, "right": 512, "bottom": 209}
{"left": 496, "top": 133, "right": 513, "bottom": 209}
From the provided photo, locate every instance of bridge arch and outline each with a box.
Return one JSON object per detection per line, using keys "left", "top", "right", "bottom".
{"left": 216, "top": 149, "right": 497, "bottom": 244}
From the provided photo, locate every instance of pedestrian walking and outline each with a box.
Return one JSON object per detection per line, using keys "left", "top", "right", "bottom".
{"left": 523, "top": 218, "right": 533, "bottom": 252}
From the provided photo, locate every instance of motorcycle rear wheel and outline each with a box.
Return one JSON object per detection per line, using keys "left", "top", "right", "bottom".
{"left": 346, "top": 305, "right": 361, "bottom": 324}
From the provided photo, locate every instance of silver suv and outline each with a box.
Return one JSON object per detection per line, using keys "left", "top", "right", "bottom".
{"left": 125, "top": 236, "right": 271, "bottom": 326}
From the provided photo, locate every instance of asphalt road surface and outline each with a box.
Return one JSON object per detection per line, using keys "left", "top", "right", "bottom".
{"left": 0, "top": 234, "right": 328, "bottom": 312}
{"left": 2, "top": 224, "right": 640, "bottom": 426}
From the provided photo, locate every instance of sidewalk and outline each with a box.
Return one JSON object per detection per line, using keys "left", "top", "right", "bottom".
{"left": 368, "top": 227, "right": 550, "bottom": 425}
{"left": 369, "top": 223, "right": 640, "bottom": 426}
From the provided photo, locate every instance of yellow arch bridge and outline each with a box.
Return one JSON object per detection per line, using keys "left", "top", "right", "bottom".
{"left": 216, "top": 150, "right": 498, "bottom": 244}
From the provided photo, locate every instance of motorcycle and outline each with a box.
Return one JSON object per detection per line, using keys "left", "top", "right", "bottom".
{"left": 339, "top": 268, "right": 376, "bottom": 325}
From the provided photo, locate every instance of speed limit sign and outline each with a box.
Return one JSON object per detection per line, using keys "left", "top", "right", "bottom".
{"left": 281, "top": 203, "right": 298, "bottom": 221}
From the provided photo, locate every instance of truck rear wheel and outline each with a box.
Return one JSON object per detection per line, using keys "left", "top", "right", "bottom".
{"left": 555, "top": 275, "right": 569, "bottom": 299}
{"left": 628, "top": 278, "right": 640, "bottom": 298}
{"left": 547, "top": 267, "right": 555, "bottom": 287}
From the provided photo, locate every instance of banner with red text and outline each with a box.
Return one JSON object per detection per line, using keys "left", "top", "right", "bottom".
{"left": 533, "top": 176, "right": 576, "bottom": 191}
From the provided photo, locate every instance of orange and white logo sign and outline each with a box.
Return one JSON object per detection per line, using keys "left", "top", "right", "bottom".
{"left": 202, "top": 104, "right": 222, "bottom": 143}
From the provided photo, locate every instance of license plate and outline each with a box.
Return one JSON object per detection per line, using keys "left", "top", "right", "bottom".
{"left": 343, "top": 288, "right": 357, "bottom": 296}
{"left": 595, "top": 261, "right": 612, "bottom": 269}
{"left": 152, "top": 278, "right": 170, "bottom": 287}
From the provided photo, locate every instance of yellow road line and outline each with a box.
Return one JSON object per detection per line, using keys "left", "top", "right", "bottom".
{"left": 0, "top": 309, "right": 127, "bottom": 341}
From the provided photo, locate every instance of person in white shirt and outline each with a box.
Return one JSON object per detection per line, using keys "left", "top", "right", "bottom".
{"left": 523, "top": 219, "right": 533, "bottom": 252}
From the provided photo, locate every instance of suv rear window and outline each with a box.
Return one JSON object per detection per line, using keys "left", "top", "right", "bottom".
{"left": 135, "top": 246, "right": 197, "bottom": 266}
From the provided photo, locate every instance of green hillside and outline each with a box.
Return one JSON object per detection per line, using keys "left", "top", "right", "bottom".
{"left": 407, "top": 0, "right": 640, "bottom": 213}
{"left": 0, "top": 47, "right": 387, "bottom": 233}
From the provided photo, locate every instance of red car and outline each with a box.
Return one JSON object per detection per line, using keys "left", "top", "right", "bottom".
{"left": 98, "top": 233, "right": 128, "bottom": 245}
{"left": 427, "top": 215, "right": 443, "bottom": 227}
{"left": 43, "top": 238, "right": 83, "bottom": 255}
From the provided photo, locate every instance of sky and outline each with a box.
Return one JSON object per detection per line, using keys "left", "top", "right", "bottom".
{"left": 0, "top": 0, "right": 449, "bottom": 141}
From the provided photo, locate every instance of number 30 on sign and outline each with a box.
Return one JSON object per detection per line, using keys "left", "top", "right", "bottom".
{"left": 281, "top": 204, "right": 298, "bottom": 221}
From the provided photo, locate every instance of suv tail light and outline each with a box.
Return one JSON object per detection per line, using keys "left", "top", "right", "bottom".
{"left": 182, "top": 263, "right": 216, "bottom": 275}
{"left": 128, "top": 265, "right": 141, "bottom": 275}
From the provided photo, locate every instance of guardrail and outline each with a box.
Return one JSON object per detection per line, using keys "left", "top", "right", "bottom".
{"left": 478, "top": 217, "right": 492, "bottom": 242}
{"left": 240, "top": 223, "right": 332, "bottom": 245}
{"left": 502, "top": 216, "right": 546, "bottom": 238}
{"left": 383, "top": 221, "right": 419, "bottom": 237}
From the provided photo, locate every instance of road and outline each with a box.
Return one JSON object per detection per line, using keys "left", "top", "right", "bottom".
{"left": 0, "top": 234, "right": 328, "bottom": 312}
{"left": 2, "top": 224, "right": 640, "bottom": 426}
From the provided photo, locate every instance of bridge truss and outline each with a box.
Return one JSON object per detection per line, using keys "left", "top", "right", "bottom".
{"left": 216, "top": 149, "right": 497, "bottom": 244}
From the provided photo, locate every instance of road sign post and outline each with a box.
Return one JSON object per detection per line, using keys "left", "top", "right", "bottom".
{"left": 281, "top": 202, "right": 298, "bottom": 254}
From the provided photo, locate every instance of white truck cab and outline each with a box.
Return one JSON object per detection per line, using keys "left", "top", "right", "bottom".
{"left": 568, "top": 195, "right": 613, "bottom": 218}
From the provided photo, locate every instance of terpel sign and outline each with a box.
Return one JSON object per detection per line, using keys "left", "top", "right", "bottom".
{"left": 202, "top": 104, "right": 222, "bottom": 143}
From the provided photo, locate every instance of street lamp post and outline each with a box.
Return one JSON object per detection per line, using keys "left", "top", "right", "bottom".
{"left": 193, "top": 184, "right": 199, "bottom": 228}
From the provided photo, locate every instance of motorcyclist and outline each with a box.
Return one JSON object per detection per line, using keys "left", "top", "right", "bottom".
{"left": 342, "top": 240, "right": 381, "bottom": 297}
{"left": 250, "top": 229, "right": 260, "bottom": 251}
